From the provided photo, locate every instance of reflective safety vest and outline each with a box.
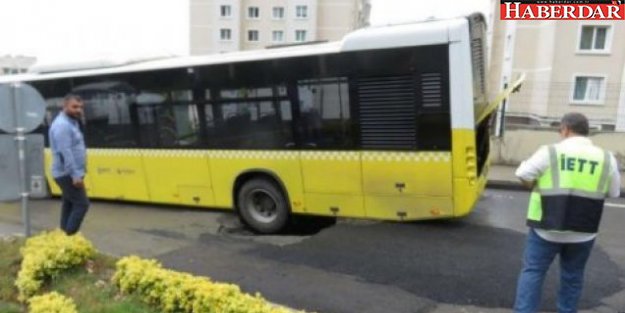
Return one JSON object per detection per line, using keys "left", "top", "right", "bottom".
{"left": 527, "top": 143, "right": 612, "bottom": 233}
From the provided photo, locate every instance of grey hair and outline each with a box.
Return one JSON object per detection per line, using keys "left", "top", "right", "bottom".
{"left": 561, "top": 112, "right": 589, "bottom": 136}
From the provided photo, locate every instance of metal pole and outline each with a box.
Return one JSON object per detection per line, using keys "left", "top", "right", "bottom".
{"left": 12, "top": 83, "right": 31, "bottom": 237}
{"left": 495, "top": 83, "right": 509, "bottom": 138}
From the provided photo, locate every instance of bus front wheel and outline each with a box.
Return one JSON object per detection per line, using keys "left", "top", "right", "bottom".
{"left": 237, "top": 178, "right": 289, "bottom": 234}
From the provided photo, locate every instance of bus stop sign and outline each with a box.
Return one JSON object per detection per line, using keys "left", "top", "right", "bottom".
{"left": 0, "top": 83, "right": 46, "bottom": 133}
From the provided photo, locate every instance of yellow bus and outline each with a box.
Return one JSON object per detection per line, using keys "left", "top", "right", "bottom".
{"left": 2, "top": 14, "right": 515, "bottom": 233}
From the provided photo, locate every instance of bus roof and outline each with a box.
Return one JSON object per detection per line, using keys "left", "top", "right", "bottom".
{"left": 0, "top": 14, "right": 478, "bottom": 84}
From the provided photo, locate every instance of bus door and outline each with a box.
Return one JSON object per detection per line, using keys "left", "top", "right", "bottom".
{"left": 294, "top": 78, "right": 366, "bottom": 218}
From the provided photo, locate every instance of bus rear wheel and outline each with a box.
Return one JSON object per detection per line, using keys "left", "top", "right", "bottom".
{"left": 237, "top": 178, "right": 289, "bottom": 234}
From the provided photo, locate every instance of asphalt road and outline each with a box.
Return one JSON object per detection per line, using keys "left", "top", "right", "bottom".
{"left": 1, "top": 189, "right": 624, "bottom": 313}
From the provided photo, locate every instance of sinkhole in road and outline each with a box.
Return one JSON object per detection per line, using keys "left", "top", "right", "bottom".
{"left": 216, "top": 214, "right": 338, "bottom": 237}
{"left": 249, "top": 221, "right": 623, "bottom": 310}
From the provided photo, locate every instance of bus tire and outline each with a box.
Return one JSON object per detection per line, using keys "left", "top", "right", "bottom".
{"left": 237, "top": 178, "right": 289, "bottom": 234}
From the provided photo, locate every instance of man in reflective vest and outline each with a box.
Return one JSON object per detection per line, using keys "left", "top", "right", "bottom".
{"left": 513, "top": 112, "right": 621, "bottom": 313}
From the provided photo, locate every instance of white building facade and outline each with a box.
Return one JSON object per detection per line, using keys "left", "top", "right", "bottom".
{"left": 190, "top": 0, "right": 371, "bottom": 55}
{"left": 0, "top": 55, "right": 37, "bottom": 75}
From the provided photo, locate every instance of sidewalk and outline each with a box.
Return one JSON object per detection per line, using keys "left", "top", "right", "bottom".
{"left": 487, "top": 165, "right": 525, "bottom": 191}
{"left": 0, "top": 222, "right": 25, "bottom": 239}
{"left": 487, "top": 164, "right": 625, "bottom": 196}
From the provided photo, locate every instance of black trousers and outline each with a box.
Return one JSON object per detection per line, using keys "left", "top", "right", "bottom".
{"left": 54, "top": 176, "right": 90, "bottom": 235}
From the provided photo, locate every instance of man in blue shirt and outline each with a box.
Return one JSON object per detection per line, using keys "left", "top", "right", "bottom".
{"left": 49, "top": 94, "right": 89, "bottom": 235}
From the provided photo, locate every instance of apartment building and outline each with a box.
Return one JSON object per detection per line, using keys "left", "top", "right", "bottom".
{"left": 0, "top": 55, "right": 36, "bottom": 75}
{"left": 490, "top": 17, "right": 625, "bottom": 131}
{"left": 190, "top": 0, "right": 371, "bottom": 55}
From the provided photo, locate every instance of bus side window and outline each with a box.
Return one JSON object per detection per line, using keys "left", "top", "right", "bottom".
{"left": 296, "top": 78, "right": 351, "bottom": 149}
{"left": 214, "top": 86, "right": 293, "bottom": 149}
{"left": 135, "top": 104, "right": 159, "bottom": 147}
{"left": 154, "top": 106, "right": 198, "bottom": 147}
{"left": 72, "top": 82, "right": 138, "bottom": 148}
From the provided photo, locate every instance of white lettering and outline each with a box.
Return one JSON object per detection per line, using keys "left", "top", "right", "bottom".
{"left": 579, "top": 5, "right": 593, "bottom": 19}
{"left": 505, "top": 2, "right": 522, "bottom": 19}
{"left": 503, "top": 3, "right": 622, "bottom": 20}
{"left": 562, "top": 5, "right": 575, "bottom": 19}
{"left": 522, "top": 5, "right": 536, "bottom": 19}
{"left": 593, "top": 6, "right": 606, "bottom": 19}
{"left": 538, "top": 5, "right": 550, "bottom": 18}
{"left": 551, "top": 5, "right": 562, "bottom": 18}
{"left": 607, "top": 5, "right": 622, "bottom": 19}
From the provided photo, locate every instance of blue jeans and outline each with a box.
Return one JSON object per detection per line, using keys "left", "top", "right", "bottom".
{"left": 514, "top": 228, "right": 595, "bottom": 313}
{"left": 54, "top": 176, "right": 90, "bottom": 235}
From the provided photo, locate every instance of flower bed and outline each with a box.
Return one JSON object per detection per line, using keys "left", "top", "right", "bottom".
{"left": 28, "top": 292, "right": 78, "bottom": 313}
{"left": 15, "top": 230, "right": 96, "bottom": 301}
{"left": 7, "top": 230, "right": 305, "bottom": 313}
{"left": 113, "top": 256, "right": 299, "bottom": 313}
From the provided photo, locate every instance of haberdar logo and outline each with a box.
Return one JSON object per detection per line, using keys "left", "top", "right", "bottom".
{"left": 501, "top": 0, "right": 625, "bottom": 20}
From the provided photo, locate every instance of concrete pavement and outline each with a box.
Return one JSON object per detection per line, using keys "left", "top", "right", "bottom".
{"left": 487, "top": 164, "right": 625, "bottom": 196}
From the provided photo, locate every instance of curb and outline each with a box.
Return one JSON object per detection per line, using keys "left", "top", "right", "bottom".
{"left": 486, "top": 180, "right": 528, "bottom": 191}
{"left": 487, "top": 180, "right": 625, "bottom": 198}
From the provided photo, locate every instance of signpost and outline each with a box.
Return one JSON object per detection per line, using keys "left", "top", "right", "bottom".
{"left": 0, "top": 83, "right": 47, "bottom": 237}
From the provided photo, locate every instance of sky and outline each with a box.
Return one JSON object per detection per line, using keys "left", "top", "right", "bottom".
{"left": 0, "top": 0, "right": 489, "bottom": 66}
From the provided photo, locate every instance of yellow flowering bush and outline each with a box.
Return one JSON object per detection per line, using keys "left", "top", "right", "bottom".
{"left": 28, "top": 292, "right": 78, "bottom": 313}
{"left": 15, "top": 229, "right": 96, "bottom": 301}
{"left": 113, "top": 256, "right": 298, "bottom": 313}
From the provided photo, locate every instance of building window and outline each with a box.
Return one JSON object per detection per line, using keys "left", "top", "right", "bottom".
{"left": 248, "top": 30, "right": 259, "bottom": 42}
{"left": 248, "top": 6, "right": 260, "bottom": 19}
{"left": 295, "top": 5, "right": 308, "bottom": 18}
{"left": 572, "top": 76, "right": 606, "bottom": 104}
{"left": 272, "top": 30, "right": 284, "bottom": 42}
{"left": 295, "top": 30, "right": 307, "bottom": 42}
{"left": 220, "top": 28, "right": 232, "bottom": 41}
{"left": 578, "top": 25, "right": 610, "bottom": 52}
{"left": 220, "top": 5, "right": 232, "bottom": 17}
{"left": 272, "top": 7, "right": 285, "bottom": 19}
